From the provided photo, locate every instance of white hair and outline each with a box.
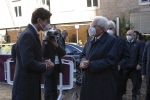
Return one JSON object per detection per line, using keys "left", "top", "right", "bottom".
{"left": 93, "top": 16, "right": 108, "bottom": 31}
{"left": 108, "top": 21, "right": 116, "bottom": 29}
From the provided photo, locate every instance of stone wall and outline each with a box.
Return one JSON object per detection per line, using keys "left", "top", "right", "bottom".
{"left": 96, "top": 0, "right": 150, "bottom": 20}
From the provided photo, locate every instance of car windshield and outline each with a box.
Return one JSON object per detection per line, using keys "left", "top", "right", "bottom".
{"left": 67, "top": 43, "right": 83, "bottom": 51}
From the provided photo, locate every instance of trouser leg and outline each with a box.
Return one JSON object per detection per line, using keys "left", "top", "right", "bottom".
{"left": 51, "top": 64, "right": 60, "bottom": 100}
{"left": 124, "top": 69, "right": 131, "bottom": 94}
{"left": 130, "top": 69, "right": 138, "bottom": 97}
{"left": 116, "top": 70, "right": 125, "bottom": 100}
{"left": 137, "top": 70, "right": 142, "bottom": 93}
{"left": 145, "top": 79, "right": 150, "bottom": 100}
{"left": 44, "top": 64, "right": 60, "bottom": 100}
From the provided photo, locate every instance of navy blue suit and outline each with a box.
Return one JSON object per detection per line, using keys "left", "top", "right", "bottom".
{"left": 12, "top": 24, "right": 47, "bottom": 100}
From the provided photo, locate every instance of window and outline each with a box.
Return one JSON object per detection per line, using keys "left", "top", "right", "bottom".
{"left": 42, "top": 0, "right": 50, "bottom": 10}
{"left": 14, "top": 6, "right": 22, "bottom": 17}
{"left": 142, "top": 0, "right": 150, "bottom": 1}
{"left": 139, "top": 0, "right": 150, "bottom": 5}
{"left": 87, "top": 0, "right": 98, "bottom": 7}
{"left": 12, "top": 0, "right": 20, "bottom": 2}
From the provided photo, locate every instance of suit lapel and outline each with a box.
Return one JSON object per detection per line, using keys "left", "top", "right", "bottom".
{"left": 28, "top": 24, "right": 41, "bottom": 44}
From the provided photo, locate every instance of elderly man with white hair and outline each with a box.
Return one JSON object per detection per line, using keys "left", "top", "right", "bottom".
{"left": 79, "top": 16, "right": 118, "bottom": 100}
{"left": 107, "top": 21, "right": 129, "bottom": 100}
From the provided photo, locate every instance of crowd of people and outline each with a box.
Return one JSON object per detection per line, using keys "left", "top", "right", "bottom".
{"left": 11, "top": 7, "right": 150, "bottom": 100}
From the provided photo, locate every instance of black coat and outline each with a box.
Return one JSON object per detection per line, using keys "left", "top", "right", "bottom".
{"left": 11, "top": 44, "right": 16, "bottom": 62}
{"left": 115, "top": 35, "right": 129, "bottom": 95}
{"left": 12, "top": 24, "right": 47, "bottom": 100}
{"left": 142, "top": 40, "right": 150, "bottom": 86}
{"left": 115, "top": 35, "right": 129, "bottom": 69}
{"left": 80, "top": 32, "right": 118, "bottom": 100}
{"left": 126, "top": 39, "right": 143, "bottom": 68}
{"left": 42, "top": 41, "right": 66, "bottom": 76}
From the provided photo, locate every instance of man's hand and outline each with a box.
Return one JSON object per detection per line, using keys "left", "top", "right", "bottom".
{"left": 136, "top": 64, "right": 141, "bottom": 70}
{"left": 80, "top": 60, "right": 89, "bottom": 69}
{"left": 118, "top": 65, "right": 121, "bottom": 71}
{"left": 45, "top": 59, "right": 54, "bottom": 70}
{"left": 142, "top": 75, "right": 146, "bottom": 82}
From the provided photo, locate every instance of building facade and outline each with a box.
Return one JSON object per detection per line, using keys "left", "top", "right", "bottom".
{"left": 0, "top": 0, "right": 150, "bottom": 46}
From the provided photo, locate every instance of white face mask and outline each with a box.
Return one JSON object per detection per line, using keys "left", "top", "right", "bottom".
{"left": 107, "top": 30, "right": 114, "bottom": 35}
{"left": 40, "top": 20, "right": 51, "bottom": 31}
{"left": 88, "top": 26, "right": 96, "bottom": 36}
{"left": 126, "top": 36, "right": 132, "bottom": 41}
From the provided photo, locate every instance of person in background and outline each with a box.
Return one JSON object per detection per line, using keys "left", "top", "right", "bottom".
{"left": 11, "top": 31, "right": 21, "bottom": 62}
{"left": 55, "top": 29, "right": 65, "bottom": 49}
{"left": 12, "top": 8, "right": 54, "bottom": 100}
{"left": 124, "top": 30, "right": 143, "bottom": 100}
{"left": 80, "top": 16, "right": 118, "bottom": 100}
{"left": 107, "top": 21, "right": 129, "bottom": 100}
{"left": 142, "top": 39, "right": 150, "bottom": 100}
{"left": 134, "top": 31, "right": 145, "bottom": 97}
{"left": 61, "top": 30, "right": 68, "bottom": 49}
{"left": 42, "top": 31, "right": 66, "bottom": 100}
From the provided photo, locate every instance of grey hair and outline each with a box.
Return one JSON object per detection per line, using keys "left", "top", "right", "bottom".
{"left": 108, "top": 21, "right": 116, "bottom": 29}
{"left": 93, "top": 16, "right": 108, "bottom": 31}
{"left": 61, "top": 30, "right": 68, "bottom": 35}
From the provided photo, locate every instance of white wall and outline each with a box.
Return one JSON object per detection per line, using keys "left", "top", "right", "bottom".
{"left": 12, "top": 0, "right": 43, "bottom": 27}
{"left": 0, "top": 0, "right": 43, "bottom": 29}
{"left": 0, "top": 0, "right": 15, "bottom": 28}
{"left": 50, "top": 0, "right": 97, "bottom": 24}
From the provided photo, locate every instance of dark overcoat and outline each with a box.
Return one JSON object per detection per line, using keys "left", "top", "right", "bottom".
{"left": 12, "top": 24, "right": 47, "bottom": 100}
{"left": 142, "top": 40, "right": 150, "bottom": 86}
{"left": 80, "top": 32, "right": 118, "bottom": 100}
{"left": 11, "top": 44, "right": 16, "bottom": 62}
{"left": 115, "top": 35, "right": 129, "bottom": 95}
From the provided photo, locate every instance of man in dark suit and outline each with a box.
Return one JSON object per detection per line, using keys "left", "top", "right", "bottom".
{"left": 124, "top": 30, "right": 143, "bottom": 100}
{"left": 12, "top": 8, "right": 54, "bottom": 100}
{"left": 107, "top": 21, "right": 129, "bottom": 100}
{"left": 11, "top": 31, "right": 21, "bottom": 62}
{"left": 142, "top": 40, "right": 150, "bottom": 100}
{"left": 134, "top": 31, "right": 145, "bottom": 96}
{"left": 80, "top": 16, "right": 118, "bottom": 100}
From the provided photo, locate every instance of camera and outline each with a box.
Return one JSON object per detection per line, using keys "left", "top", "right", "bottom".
{"left": 43, "top": 30, "right": 59, "bottom": 42}
{"left": 47, "top": 30, "right": 59, "bottom": 36}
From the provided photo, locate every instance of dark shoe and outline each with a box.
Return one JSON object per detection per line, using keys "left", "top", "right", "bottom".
{"left": 132, "top": 96, "right": 137, "bottom": 100}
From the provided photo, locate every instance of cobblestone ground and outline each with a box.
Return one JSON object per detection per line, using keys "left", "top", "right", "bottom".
{"left": 0, "top": 80, "right": 146, "bottom": 100}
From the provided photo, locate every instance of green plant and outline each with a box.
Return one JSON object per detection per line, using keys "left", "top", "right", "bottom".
{"left": 119, "top": 12, "right": 133, "bottom": 38}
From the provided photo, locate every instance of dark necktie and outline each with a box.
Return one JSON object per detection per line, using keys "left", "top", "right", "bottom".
{"left": 37, "top": 34, "right": 39, "bottom": 38}
{"left": 95, "top": 37, "right": 97, "bottom": 42}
